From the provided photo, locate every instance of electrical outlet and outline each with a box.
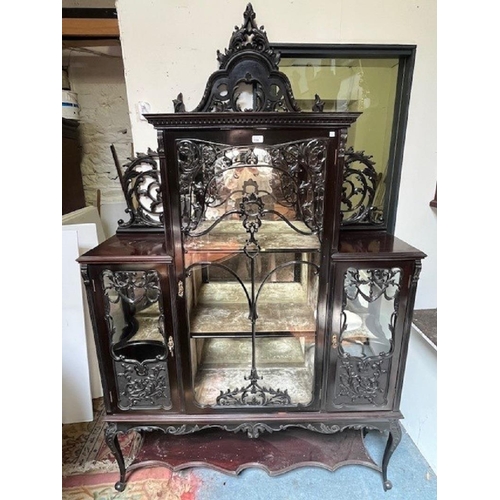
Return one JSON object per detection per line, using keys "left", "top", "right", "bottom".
{"left": 137, "top": 101, "right": 151, "bottom": 121}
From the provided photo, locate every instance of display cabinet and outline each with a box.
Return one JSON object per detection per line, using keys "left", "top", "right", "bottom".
{"left": 78, "top": 4, "right": 425, "bottom": 492}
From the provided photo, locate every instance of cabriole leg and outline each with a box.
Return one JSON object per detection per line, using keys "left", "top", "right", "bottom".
{"left": 382, "top": 419, "right": 402, "bottom": 491}
{"left": 105, "top": 423, "right": 127, "bottom": 492}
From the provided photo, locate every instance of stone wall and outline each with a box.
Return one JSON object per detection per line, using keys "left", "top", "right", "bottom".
{"left": 63, "top": 49, "right": 132, "bottom": 206}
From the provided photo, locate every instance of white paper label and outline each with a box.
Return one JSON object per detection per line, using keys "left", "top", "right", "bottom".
{"left": 252, "top": 135, "right": 264, "bottom": 143}
{"left": 329, "top": 131, "right": 336, "bottom": 137}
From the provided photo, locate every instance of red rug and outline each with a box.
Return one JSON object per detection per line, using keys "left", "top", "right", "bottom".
{"left": 62, "top": 467, "right": 200, "bottom": 500}
{"left": 62, "top": 398, "right": 200, "bottom": 499}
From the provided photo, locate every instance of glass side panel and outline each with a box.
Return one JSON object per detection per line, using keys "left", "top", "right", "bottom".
{"left": 102, "top": 270, "right": 172, "bottom": 410}
{"left": 340, "top": 267, "right": 401, "bottom": 357}
{"left": 280, "top": 57, "right": 399, "bottom": 225}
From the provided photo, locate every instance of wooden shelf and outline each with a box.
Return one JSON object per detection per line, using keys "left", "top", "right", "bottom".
{"left": 184, "top": 220, "right": 321, "bottom": 254}
{"left": 62, "top": 18, "right": 119, "bottom": 37}
{"left": 193, "top": 336, "right": 315, "bottom": 406}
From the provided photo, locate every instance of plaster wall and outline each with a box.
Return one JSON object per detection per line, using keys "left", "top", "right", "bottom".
{"left": 115, "top": 0, "right": 436, "bottom": 309}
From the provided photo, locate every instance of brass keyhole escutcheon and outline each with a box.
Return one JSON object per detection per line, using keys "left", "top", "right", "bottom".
{"left": 331, "top": 334, "right": 338, "bottom": 349}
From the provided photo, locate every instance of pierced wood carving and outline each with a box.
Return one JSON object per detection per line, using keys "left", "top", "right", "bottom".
{"left": 341, "top": 147, "right": 384, "bottom": 225}
{"left": 333, "top": 267, "right": 402, "bottom": 407}
{"left": 176, "top": 138, "right": 327, "bottom": 237}
{"left": 116, "top": 149, "right": 164, "bottom": 232}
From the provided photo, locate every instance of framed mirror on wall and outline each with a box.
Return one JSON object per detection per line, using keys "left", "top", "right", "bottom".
{"left": 273, "top": 44, "right": 416, "bottom": 233}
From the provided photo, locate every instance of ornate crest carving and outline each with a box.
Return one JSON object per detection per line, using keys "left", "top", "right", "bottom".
{"left": 187, "top": 3, "right": 300, "bottom": 112}
{"left": 216, "top": 3, "right": 280, "bottom": 70}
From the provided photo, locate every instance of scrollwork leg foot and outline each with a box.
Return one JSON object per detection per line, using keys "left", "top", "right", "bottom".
{"left": 382, "top": 420, "right": 402, "bottom": 492}
{"left": 105, "top": 423, "right": 127, "bottom": 491}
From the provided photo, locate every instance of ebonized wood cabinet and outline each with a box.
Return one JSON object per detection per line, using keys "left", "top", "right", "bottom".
{"left": 78, "top": 4, "right": 425, "bottom": 492}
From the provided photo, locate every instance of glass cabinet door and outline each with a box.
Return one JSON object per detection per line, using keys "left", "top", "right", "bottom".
{"left": 340, "top": 267, "right": 401, "bottom": 358}
{"left": 328, "top": 264, "right": 406, "bottom": 409}
{"left": 177, "top": 137, "right": 330, "bottom": 409}
{"left": 99, "top": 267, "right": 174, "bottom": 410}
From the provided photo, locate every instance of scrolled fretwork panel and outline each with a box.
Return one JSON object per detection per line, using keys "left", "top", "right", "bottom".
{"left": 102, "top": 269, "right": 172, "bottom": 410}
{"left": 176, "top": 138, "right": 328, "bottom": 237}
{"left": 341, "top": 147, "right": 384, "bottom": 226}
{"left": 117, "top": 151, "right": 164, "bottom": 232}
{"left": 332, "top": 267, "right": 402, "bottom": 407}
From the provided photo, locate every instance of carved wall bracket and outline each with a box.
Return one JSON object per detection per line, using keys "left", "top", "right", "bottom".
{"left": 116, "top": 150, "right": 164, "bottom": 232}
{"left": 341, "top": 147, "right": 384, "bottom": 225}
{"left": 216, "top": 3, "right": 280, "bottom": 70}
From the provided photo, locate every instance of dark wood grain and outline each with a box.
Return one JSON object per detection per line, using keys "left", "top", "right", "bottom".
{"left": 78, "top": 234, "right": 172, "bottom": 264}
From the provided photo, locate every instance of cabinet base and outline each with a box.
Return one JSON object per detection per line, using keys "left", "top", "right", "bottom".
{"left": 106, "top": 425, "right": 404, "bottom": 492}
{"left": 131, "top": 427, "right": 379, "bottom": 476}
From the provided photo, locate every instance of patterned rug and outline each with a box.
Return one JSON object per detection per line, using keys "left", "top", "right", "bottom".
{"left": 62, "top": 398, "right": 199, "bottom": 499}
{"left": 62, "top": 468, "right": 199, "bottom": 500}
{"left": 62, "top": 398, "right": 141, "bottom": 477}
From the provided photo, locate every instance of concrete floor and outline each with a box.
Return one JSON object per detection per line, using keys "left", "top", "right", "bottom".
{"left": 191, "top": 427, "right": 437, "bottom": 500}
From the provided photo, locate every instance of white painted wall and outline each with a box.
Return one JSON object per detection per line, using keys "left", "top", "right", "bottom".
{"left": 400, "top": 326, "right": 437, "bottom": 473}
{"left": 115, "top": 0, "right": 436, "bottom": 309}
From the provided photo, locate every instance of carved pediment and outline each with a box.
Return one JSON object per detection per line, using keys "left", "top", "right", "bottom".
{"left": 177, "top": 3, "right": 300, "bottom": 113}
{"left": 216, "top": 3, "right": 280, "bottom": 70}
